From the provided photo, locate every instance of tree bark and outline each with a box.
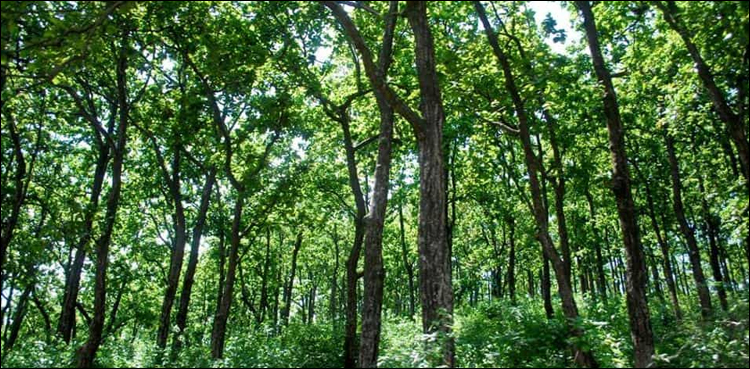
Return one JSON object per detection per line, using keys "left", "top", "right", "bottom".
{"left": 32, "top": 290, "right": 52, "bottom": 342}
{"left": 335, "top": 94, "right": 367, "bottom": 369}
{"left": 0, "top": 116, "right": 27, "bottom": 314}
{"left": 359, "top": 3, "right": 398, "bottom": 366}
{"left": 545, "top": 112, "right": 573, "bottom": 287}
{"left": 399, "top": 203, "right": 416, "bottom": 319}
{"left": 259, "top": 227, "right": 272, "bottom": 325}
{"left": 542, "top": 251, "right": 554, "bottom": 319}
{"left": 585, "top": 188, "right": 608, "bottom": 302}
{"left": 577, "top": 2, "right": 654, "bottom": 367}
{"left": 404, "top": 3, "right": 454, "bottom": 366}
{"left": 323, "top": 2, "right": 453, "bottom": 365}
{"left": 157, "top": 149, "right": 187, "bottom": 350}
{"left": 506, "top": 217, "right": 517, "bottom": 305}
{"left": 173, "top": 169, "right": 216, "bottom": 351}
{"left": 344, "top": 222, "right": 364, "bottom": 368}
{"left": 58, "top": 144, "right": 109, "bottom": 343}
{"left": 665, "top": 134, "right": 712, "bottom": 318}
{"left": 282, "top": 230, "right": 303, "bottom": 327}
{"left": 210, "top": 194, "right": 245, "bottom": 359}
{"left": 330, "top": 226, "right": 340, "bottom": 327}
{"left": 3, "top": 283, "right": 32, "bottom": 352}
{"left": 699, "top": 177, "right": 728, "bottom": 311}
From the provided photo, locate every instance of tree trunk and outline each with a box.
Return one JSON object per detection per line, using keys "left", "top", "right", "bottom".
{"left": 405, "top": 3, "right": 454, "bottom": 366}
{"left": 648, "top": 252, "right": 664, "bottom": 300}
{"left": 2, "top": 282, "right": 15, "bottom": 342}
{"left": 635, "top": 161, "right": 683, "bottom": 320}
{"left": 173, "top": 169, "right": 215, "bottom": 351}
{"left": 0, "top": 112, "right": 36, "bottom": 318}
{"left": 58, "top": 144, "right": 109, "bottom": 344}
{"left": 585, "top": 188, "right": 609, "bottom": 303}
{"left": 542, "top": 252, "right": 554, "bottom": 319}
{"left": 32, "top": 290, "right": 52, "bottom": 342}
{"left": 506, "top": 217, "right": 517, "bottom": 305}
{"left": 157, "top": 151, "right": 187, "bottom": 349}
{"left": 3, "top": 283, "right": 32, "bottom": 352}
{"left": 336, "top": 90, "right": 368, "bottom": 369}
{"left": 577, "top": 2, "right": 654, "bottom": 366}
{"left": 76, "top": 28, "right": 130, "bottom": 368}
{"left": 359, "top": 3, "right": 398, "bottom": 366}
{"left": 719, "top": 245, "right": 734, "bottom": 293}
{"left": 210, "top": 194, "right": 245, "bottom": 359}
{"left": 330, "top": 226, "right": 340, "bottom": 327}
{"left": 399, "top": 203, "right": 416, "bottom": 319}
{"left": 344, "top": 223, "right": 364, "bottom": 368}
{"left": 307, "top": 272, "right": 317, "bottom": 324}
{"left": 665, "top": 134, "right": 712, "bottom": 318}
{"left": 258, "top": 227, "right": 272, "bottom": 326}
{"left": 699, "top": 177, "right": 728, "bottom": 311}
{"left": 476, "top": 2, "right": 597, "bottom": 366}
{"left": 546, "top": 112, "right": 573, "bottom": 287}
{"left": 282, "top": 230, "right": 303, "bottom": 327}
{"left": 323, "top": 2, "right": 452, "bottom": 365}
{"left": 215, "top": 192, "right": 227, "bottom": 323}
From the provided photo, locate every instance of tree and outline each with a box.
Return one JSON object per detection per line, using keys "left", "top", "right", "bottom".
{"left": 576, "top": 1, "right": 655, "bottom": 367}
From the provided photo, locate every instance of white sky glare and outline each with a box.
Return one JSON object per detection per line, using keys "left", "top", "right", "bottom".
{"left": 527, "top": 1, "right": 580, "bottom": 54}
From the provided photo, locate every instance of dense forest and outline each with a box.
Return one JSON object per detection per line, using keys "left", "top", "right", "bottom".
{"left": 0, "top": 1, "right": 748, "bottom": 368}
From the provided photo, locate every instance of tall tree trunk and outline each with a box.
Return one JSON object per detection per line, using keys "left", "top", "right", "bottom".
{"left": 653, "top": 1, "right": 750, "bottom": 191}
{"left": 76, "top": 28, "right": 130, "bottom": 368}
{"left": 215, "top": 219, "right": 226, "bottom": 321}
{"left": 577, "top": 2, "right": 654, "bottom": 366}
{"left": 157, "top": 151, "right": 187, "bottom": 349}
{"left": 0, "top": 117, "right": 26, "bottom": 319}
{"left": 699, "top": 177, "right": 728, "bottom": 311}
{"left": 643, "top": 171, "right": 682, "bottom": 319}
{"left": 542, "top": 252, "right": 554, "bottom": 319}
{"left": 476, "top": 2, "right": 596, "bottom": 366}
{"left": 546, "top": 112, "right": 573, "bottom": 287}
{"left": 2, "top": 282, "right": 15, "bottom": 342}
{"left": 173, "top": 169, "right": 215, "bottom": 351}
{"left": 330, "top": 225, "right": 340, "bottom": 327}
{"left": 344, "top": 223, "right": 364, "bottom": 368}
{"left": 399, "top": 203, "right": 416, "bottom": 319}
{"left": 258, "top": 227, "right": 272, "bottom": 325}
{"left": 359, "top": 3, "right": 398, "bottom": 366}
{"left": 323, "top": 2, "right": 452, "bottom": 364}
{"left": 719, "top": 245, "right": 734, "bottom": 293}
{"left": 307, "top": 272, "right": 317, "bottom": 324}
{"left": 336, "top": 91, "right": 368, "bottom": 369}
{"left": 58, "top": 145, "right": 109, "bottom": 343}
{"left": 3, "top": 283, "right": 32, "bottom": 352}
{"left": 648, "top": 252, "right": 664, "bottom": 301}
{"left": 210, "top": 194, "right": 245, "bottom": 359}
{"left": 274, "top": 256, "right": 281, "bottom": 329}
{"left": 32, "top": 290, "right": 52, "bottom": 342}
{"left": 506, "top": 217, "right": 517, "bottom": 305}
{"left": 585, "top": 188, "right": 608, "bottom": 302}
{"left": 280, "top": 230, "right": 303, "bottom": 327}
{"left": 405, "top": 3, "right": 454, "bottom": 366}
{"left": 665, "top": 134, "right": 712, "bottom": 317}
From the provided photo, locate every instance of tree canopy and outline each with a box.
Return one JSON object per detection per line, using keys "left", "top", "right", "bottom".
{"left": 1, "top": 1, "right": 748, "bottom": 368}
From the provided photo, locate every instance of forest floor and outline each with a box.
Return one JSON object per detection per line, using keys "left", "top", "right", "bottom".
{"left": 2, "top": 293, "right": 748, "bottom": 368}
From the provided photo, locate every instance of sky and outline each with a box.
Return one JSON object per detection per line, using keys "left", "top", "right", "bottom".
{"left": 527, "top": 1, "right": 580, "bottom": 54}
